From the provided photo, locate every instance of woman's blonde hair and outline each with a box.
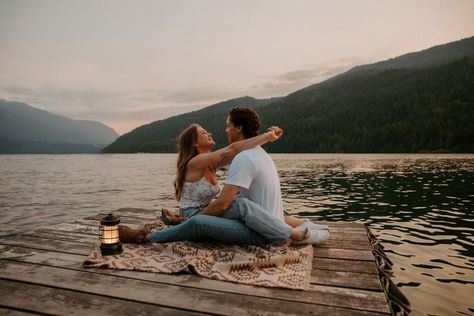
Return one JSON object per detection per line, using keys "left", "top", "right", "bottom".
{"left": 174, "top": 123, "right": 199, "bottom": 201}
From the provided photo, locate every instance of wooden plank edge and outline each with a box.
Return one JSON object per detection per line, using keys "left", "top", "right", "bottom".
{"left": 0, "top": 305, "right": 44, "bottom": 316}
{"left": 0, "top": 259, "right": 389, "bottom": 316}
{"left": 0, "top": 247, "right": 390, "bottom": 314}
{"left": 365, "top": 227, "right": 411, "bottom": 315}
{"left": 0, "top": 279, "right": 201, "bottom": 316}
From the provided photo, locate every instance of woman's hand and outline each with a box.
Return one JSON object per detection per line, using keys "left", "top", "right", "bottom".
{"left": 267, "top": 126, "right": 284, "bottom": 142}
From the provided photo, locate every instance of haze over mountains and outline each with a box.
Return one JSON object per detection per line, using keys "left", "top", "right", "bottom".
{"left": 103, "top": 36, "right": 474, "bottom": 153}
{"left": 102, "top": 97, "right": 278, "bottom": 153}
{"left": 0, "top": 100, "right": 119, "bottom": 153}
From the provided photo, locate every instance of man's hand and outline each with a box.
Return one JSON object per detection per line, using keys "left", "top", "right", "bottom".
{"left": 199, "top": 184, "right": 240, "bottom": 216}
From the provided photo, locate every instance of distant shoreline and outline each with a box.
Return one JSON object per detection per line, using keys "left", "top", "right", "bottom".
{"left": 2, "top": 152, "right": 474, "bottom": 155}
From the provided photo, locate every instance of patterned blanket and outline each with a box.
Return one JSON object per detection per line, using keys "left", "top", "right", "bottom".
{"left": 83, "top": 220, "right": 313, "bottom": 290}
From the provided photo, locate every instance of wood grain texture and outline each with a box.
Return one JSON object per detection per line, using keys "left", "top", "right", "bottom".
{"left": 0, "top": 211, "right": 391, "bottom": 315}
{"left": 0, "top": 245, "right": 389, "bottom": 313}
{"left": 0, "top": 260, "right": 388, "bottom": 315}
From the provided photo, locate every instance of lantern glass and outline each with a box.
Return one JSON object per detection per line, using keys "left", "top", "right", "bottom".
{"left": 100, "top": 224, "right": 120, "bottom": 244}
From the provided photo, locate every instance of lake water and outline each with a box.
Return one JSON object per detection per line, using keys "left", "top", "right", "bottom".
{"left": 0, "top": 153, "right": 473, "bottom": 315}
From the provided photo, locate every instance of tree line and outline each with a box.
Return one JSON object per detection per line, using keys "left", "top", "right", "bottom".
{"left": 103, "top": 57, "right": 474, "bottom": 153}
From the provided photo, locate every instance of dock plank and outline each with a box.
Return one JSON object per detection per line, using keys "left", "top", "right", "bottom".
{"left": 0, "top": 307, "right": 38, "bottom": 315}
{"left": 0, "top": 279, "right": 199, "bottom": 316}
{"left": 313, "top": 248, "right": 375, "bottom": 261}
{"left": 313, "top": 257, "right": 378, "bottom": 274}
{"left": 311, "top": 270, "right": 382, "bottom": 290}
{"left": 0, "top": 244, "right": 389, "bottom": 313}
{"left": 0, "top": 260, "right": 387, "bottom": 315}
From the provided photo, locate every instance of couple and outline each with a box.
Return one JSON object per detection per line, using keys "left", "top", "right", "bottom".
{"left": 120, "top": 107, "right": 329, "bottom": 246}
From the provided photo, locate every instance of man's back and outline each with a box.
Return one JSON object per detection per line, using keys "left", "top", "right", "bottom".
{"left": 225, "top": 146, "right": 284, "bottom": 220}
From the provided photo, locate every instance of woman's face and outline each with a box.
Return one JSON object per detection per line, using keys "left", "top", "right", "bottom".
{"left": 196, "top": 126, "right": 215, "bottom": 148}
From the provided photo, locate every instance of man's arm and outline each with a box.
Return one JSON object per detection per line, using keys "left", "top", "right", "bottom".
{"left": 199, "top": 184, "right": 240, "bottom": 216}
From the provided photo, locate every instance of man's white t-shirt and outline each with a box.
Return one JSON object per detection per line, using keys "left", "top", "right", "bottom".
{"left": 225, "top": 146, "right": 284, "bottom": 221}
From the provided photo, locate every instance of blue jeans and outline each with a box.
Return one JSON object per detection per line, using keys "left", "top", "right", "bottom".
{"left": 222, "top": 197, "right": 292, "bottom": 244}
{"left": 149, "top": 197, "right": 292, "bottom": 245}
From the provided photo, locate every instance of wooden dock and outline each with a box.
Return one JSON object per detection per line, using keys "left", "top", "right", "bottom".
{"left": 0, "top": 208, "right": 400, "bottom": 315}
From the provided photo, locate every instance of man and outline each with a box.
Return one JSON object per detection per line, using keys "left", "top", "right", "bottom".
{"left": 199, "top": 107, "right": 329, "bottom": 245}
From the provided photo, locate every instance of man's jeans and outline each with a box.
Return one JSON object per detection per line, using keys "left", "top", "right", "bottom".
{"left": 149, "top": 197, "right": 292, "bottom": 246}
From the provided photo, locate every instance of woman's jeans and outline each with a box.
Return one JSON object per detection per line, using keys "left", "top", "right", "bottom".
{"left": 149, "top": 197, "right": 292, "bottom": 246}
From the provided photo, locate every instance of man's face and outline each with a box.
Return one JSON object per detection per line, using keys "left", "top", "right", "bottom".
{"left": 225, "top": 116, "right": 241, "bottom": 144}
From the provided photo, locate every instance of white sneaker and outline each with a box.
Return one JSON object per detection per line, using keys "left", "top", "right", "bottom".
{"left": 298, "top": 221, "right": 329, "bottom": 231}
{"left": 293, "top": 229, "right": 329, "bottom": 245}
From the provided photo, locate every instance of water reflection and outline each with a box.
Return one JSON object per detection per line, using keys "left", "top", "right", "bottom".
{"left": 274, "top": 154, "right": 474, "bottom": 316}
{"left": 0, "top": 153, "right": 473, "bottom": 315}
{"left": 0, "top": 154, "right": 178, "bottom": 237}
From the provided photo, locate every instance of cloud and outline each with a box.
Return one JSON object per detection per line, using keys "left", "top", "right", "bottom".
{"left": 0, "top": 84, "right": 228, "bottom": 133}
{"left": 160, "top": 87, "right": 233, "bottom": 104}
{"left": 249, "top": 66, "right": 343, "bottom": 97}
{"left": 1, "top": 85, "right": 122, "bottom": 109}
{"left": 249, "top": 57, "right": 369, "bottom": 97}
{"left": 1, "top": 82, "right": 239, "bottom": 109}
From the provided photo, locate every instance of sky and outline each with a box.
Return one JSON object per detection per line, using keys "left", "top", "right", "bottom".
{"left": 1, "top": 0, "right": 473, "bottom": 135}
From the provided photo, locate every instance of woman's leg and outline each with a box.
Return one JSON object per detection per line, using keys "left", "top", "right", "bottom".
{"left": 284, "top": 215, "right": 305, "bottom": 227}
{"left": 221, "top": 197, "right": 299, "bottom": 245}
{"left": 284, "top": 215, "right": 329, "bottom": 231}
{"left": 148, "top": 215, "right": 268, "bottom": 246}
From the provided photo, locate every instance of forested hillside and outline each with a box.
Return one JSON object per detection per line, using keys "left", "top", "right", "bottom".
{"left": 262, "top": 58, "right": 474, "bottom": 153}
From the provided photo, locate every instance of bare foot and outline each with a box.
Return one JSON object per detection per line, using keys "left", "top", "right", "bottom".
{"left": 290, "top": 227, "right": 308, "bottom": 241}
{"left": 161, "top": 208, "right": 183, "bottom": 225}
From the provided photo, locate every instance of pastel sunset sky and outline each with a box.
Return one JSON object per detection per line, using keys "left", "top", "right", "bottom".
{"left": 1, "top": 0, "right": 473, "bottom": 134}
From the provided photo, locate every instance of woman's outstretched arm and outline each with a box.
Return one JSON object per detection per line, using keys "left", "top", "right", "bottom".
{"left": 187, "top": 127, "right": 283, "bottom": 170}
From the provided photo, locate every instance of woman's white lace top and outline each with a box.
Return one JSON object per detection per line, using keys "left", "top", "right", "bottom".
{"left": 179, "top": 177, "right": 220, "bottom": 209}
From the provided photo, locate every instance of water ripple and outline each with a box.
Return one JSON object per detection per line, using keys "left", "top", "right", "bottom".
{"left": 1, "top": 153, "right": 473, "bottom": 315}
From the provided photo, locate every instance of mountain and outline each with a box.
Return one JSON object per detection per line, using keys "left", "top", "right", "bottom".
{"left": 102, "top": 96, "right": 279, "bottom": 153}
{"left": 0, "top": 100, "right": 119, "bottom": 154}
{"left": 103, "top": 36, "right": 474, "bottom": 153}
{"left": 301, "top": 36, "right": 474, "bottom": 91}
{"left": 348, "top": 36, "right": 474, "bottom": 73}
{"left": 261, "top": 57, "right": 474, "bottom": 153}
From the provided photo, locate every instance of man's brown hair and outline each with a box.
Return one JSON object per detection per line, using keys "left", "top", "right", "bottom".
{"left": 228, "top": 107, "right": 260, "bottom": 139}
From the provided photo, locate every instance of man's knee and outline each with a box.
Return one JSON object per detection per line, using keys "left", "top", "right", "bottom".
{"left": 234, "top": 197, "right": 256, "bottom": 212}
{"left": 234, "top": 196, "right": 250, "bottom": 205}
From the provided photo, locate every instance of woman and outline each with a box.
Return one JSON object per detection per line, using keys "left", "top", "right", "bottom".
{"left": 120, "top": 123, "right": 326, "bottom": 245}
